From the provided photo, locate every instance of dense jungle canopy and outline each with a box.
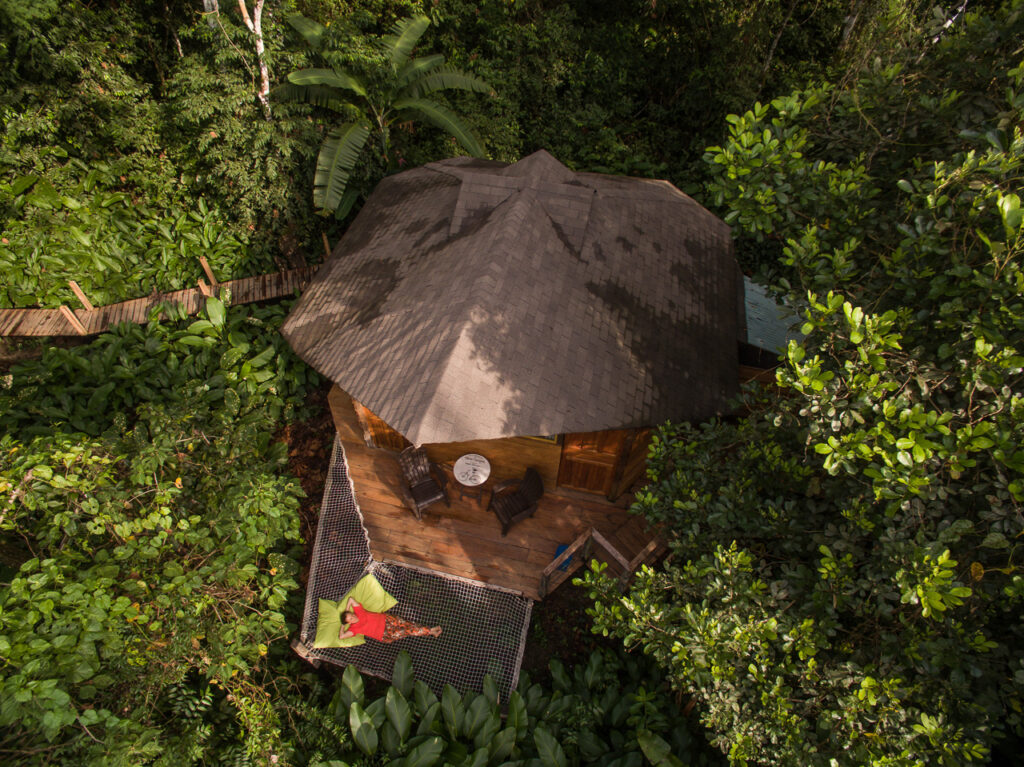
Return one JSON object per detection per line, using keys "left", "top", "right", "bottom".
{"left": 1, "top": 1, "right": 1022, "bottom": 765}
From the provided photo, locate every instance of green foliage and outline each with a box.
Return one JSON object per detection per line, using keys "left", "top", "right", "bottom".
{"left": 427, "top": 0, "right": 852, "bottom": 183}
{"left": 587, "top": 2, "right": 1024, "bottom": 765}
{"left": 0, "top": 2, "right": 323, "bottom": 308}
{"left": 280, "top": 11, "right": 493, "bottom": 213}
{"left": 316, "top": 649, "right": 721, "bottom": 767}
{"left": 0, "top": 165, "right": 266, "bottom": 308}
{"left": 704, "top": 0, "right": 1024, "bottom": 279}
{"left": 0, "top": 299, "right": 319, "bottom": 764}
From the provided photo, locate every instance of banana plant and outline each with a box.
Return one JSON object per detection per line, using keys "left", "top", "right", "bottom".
{"left": 280, "top": 14, "right": 494, "bottom": 216}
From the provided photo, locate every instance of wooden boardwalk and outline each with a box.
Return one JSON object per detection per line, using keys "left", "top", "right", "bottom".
{"left": 0, "top": 266, "right": 318, "bottom": 337}
{"left": 329, "top": 388, "right": 663, "bottom": 600}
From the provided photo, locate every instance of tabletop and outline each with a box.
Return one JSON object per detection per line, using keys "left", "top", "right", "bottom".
{"left": 453, "top": 453, "right": 491, "bottom": 486}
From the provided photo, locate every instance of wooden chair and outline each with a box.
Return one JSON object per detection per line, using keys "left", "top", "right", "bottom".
{"left": 487, "top": 467, "right": 544, "bottom": 536}
{"left": 397, "top": 446, "right": 449, "bottom": 520}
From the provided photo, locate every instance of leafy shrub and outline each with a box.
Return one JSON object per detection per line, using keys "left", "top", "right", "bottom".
{"left": 585, "top": 3, "right": 1024, "bottom": 764}
{"left": 0, "top": 298, "right": 318, "bottom": 764}
{"left": 0, "top": 164, "right": 271, "bottom": 308}
{"left": 311, "top": 648, "right": 721, "bottom": 767}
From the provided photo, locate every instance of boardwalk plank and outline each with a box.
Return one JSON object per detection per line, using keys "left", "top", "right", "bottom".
{"left": 2, "top": 266, "right": 317, "bottom": 337}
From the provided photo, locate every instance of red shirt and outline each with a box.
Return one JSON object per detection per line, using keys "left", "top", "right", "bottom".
{"left": 350, "top": 603, "right": 385, "bottom": 640}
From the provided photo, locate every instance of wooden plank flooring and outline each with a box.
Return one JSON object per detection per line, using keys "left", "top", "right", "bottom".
{"left": 0, "top": 266, "right": 317, "bottom": 337}
{"left": 328, "top": 387, "right": 661, "bottom": 600}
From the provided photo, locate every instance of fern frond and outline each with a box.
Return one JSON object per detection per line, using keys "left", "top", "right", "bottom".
{"left": 314, "top": 122, "right": 371, "bottom": 212}
{"left": 405, "top": 66, "right": 494, "bottom": 98}
{"left": 382, "top": 15, "right": 430, "bottom": 70}
{"left": 392, "top": 98, "right": 484, "bottom": 157}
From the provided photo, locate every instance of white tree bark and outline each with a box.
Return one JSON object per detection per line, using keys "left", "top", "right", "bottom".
{"left": 238, "top": 0, "right": 271, "bottom": 119}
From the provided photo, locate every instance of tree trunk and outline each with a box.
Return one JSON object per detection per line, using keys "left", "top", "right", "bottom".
{"left": 238, "top": 0, "right": 271, "bottom": 119}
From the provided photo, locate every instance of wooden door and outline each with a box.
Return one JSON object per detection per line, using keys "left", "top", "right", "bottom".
{"left": 557, "top": 429, "right": 631, "bottom": 496}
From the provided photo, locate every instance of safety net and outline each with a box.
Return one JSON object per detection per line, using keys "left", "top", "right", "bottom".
{"left": 299, "top": 438, "right": 533, "bottom": 701}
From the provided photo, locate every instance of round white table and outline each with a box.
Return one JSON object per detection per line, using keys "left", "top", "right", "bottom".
{"left": 453, "top": 453, "right": 491, "bottom": 487}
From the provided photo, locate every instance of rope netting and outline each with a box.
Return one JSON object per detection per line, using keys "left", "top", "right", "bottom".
{"left": 300, "top": 438, "right": 533, "bottom": 701}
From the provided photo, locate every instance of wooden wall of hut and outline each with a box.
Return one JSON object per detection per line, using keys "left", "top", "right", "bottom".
{"left": 608, "top": 428, "right": 653, "bottom": 501}
{"left": 335, "top": 387, "right": 563, "bottom": 488}
{"left": 334, "top": 386, "right": 650, "bottom": 501}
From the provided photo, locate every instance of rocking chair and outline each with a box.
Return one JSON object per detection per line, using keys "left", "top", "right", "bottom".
{"left": 487, "top": 467, "right": 544, "bottom": 536}
{"left": 397, "top": 446, "right": 449, "bottom": 520}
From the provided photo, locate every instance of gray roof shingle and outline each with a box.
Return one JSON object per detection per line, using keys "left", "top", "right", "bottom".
{"left": 282, "top": 150, "right": 741, "bottom": 444}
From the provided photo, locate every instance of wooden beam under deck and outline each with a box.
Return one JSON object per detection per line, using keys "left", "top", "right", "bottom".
{"left": 328, "top": 387, "right": 661, "bottom": 600}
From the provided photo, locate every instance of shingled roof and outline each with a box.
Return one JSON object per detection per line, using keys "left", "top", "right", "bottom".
{"left": 282, "top": 150, "right": 741, "bottom": 445}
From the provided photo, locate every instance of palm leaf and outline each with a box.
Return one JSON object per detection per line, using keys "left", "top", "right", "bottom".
{"left": 392, "top": 98, "right": 484, "bottom": 157}
{"left": 271, "top": 82, "right": 351, "bottom": 113}
{"left": 286, "top": 14, "right": 327, "bottom": 53}
{"left": 405, "top": 66, "right": 493, "bottom": 99}
{"left": 314, "top": 122, "right": 371, "bottom": 212}
{"left": 381, "top": 15, "right": 430, "bottom": 70}
{"left": 288, "top": 68, "right": 367, "bottom": 98}
{"left": 334, "top": 189, "right": 361, "bottom": 221}
{"left": 395, "top": 54, "right": 445, "bottom": 90}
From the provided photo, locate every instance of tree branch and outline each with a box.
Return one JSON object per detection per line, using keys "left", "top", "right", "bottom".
{"left": 238, "top": 0, "right": 271, "bottom": 119}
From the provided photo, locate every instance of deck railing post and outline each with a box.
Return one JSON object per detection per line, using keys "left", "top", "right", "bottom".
{"left": 68, "top": 281, "right": 95, "bottom": 312}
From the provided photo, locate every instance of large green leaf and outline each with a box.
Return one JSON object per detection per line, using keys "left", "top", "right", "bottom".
{"left": 482, "top": 674, "right": 499, "bottom": 706}
{"left": 507, "top": 690, "right": 527, "bottom": 736}
{"left": 350, "top": 702, "right": 378, "bottom": 756}
{"left": 462, "top": 693, "right": 491, "bottom": 739}
{"left": 334, "top": 189, "right": 361, "bottom": 221}
{"left": 534, "top": 726, "right": 567, "bottom": 767}
{"left": 405, "top": 66, "right": 493, "bottom": 99}
{"left": 385, "top": 687, "right": 412, "bottom": 743}
{"left": 382, "top": 15, "right": 430, "bottom": 70}
{"left": 391, "top": 98, "right": 484, "bottom": 157}
{"left": 271, "top": 82, "right": 351, "bottom": 113}
{"left": 414, "top": 679, "right": 438, "bottom": 716}
{"left": 286, "top": 13, "right": 327, "bottom": 52}
{"left": 393, "top": 650, "right": 414, "bottom": 697}
{"left": 205, "top": 296, "right": 225, "bottom": 329}
{"left": 440, "top": 684, "right": 464, "bottom": 741}
{"left": 395, "top": 54, "right": 445, "bottom": 90}
{"left": 314, "top": 123, "right": 371, "bottom": 212}
{"left": 287, "top": 68, "right": 367, "bottom": 98}
{"left": 637, "top": 729, "right": 685, "bottom": 767}
{"left": 416, "top": 700, "right": 440, "bottom": 736}
{"left": 365, "top": 696, "right": 387, "bottom": 729}
{"left": 578, "top": 728, "right": 608, "bottom": 761}
{"left": 549, "top": 659, "right": 571, "bottom": 692}
{"left": 337, "top": 664, "right": 365, "bottom": 713}
{"left": 398, "top": 735, "right": 443, "bottom": 767}
{"left": 488, "top": 727, "right": 518, "bottom": 762}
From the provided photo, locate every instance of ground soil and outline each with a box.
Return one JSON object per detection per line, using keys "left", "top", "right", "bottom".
{"left": 279, "top": 383, "right": 612, "bottom": 680}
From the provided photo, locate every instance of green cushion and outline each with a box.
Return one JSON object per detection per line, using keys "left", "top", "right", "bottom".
{"left": 313, "top": 573, "right": 398, "bottom": 648}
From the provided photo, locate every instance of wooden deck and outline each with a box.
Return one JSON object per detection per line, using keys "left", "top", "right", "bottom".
{"left": 0, "top": 266, "right": 317, "bottom": 337}
{"left": 329, "top": 388, "right": 662, "bottom": 600}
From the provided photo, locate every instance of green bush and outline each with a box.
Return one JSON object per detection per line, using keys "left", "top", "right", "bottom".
{"left": 585, "top": 3, "right": 1024, "bottom": 764}
{"left": 0, "top": 299, "right": 318, "bottom": 764}
{"left": 310, "top": 648, "right": 721, "bottom": 767}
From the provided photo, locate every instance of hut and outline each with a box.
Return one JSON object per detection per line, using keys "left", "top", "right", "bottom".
{"left": 282, "top": 150, "right": 744, "bottom": 601}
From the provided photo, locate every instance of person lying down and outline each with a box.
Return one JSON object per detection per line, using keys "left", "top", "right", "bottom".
{"left": 340, "top": 597, "right": 442, "bottom": 642}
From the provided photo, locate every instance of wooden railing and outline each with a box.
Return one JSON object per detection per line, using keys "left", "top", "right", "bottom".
{"left": 538, "top": 524, "right": 665, "bottom": 599}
